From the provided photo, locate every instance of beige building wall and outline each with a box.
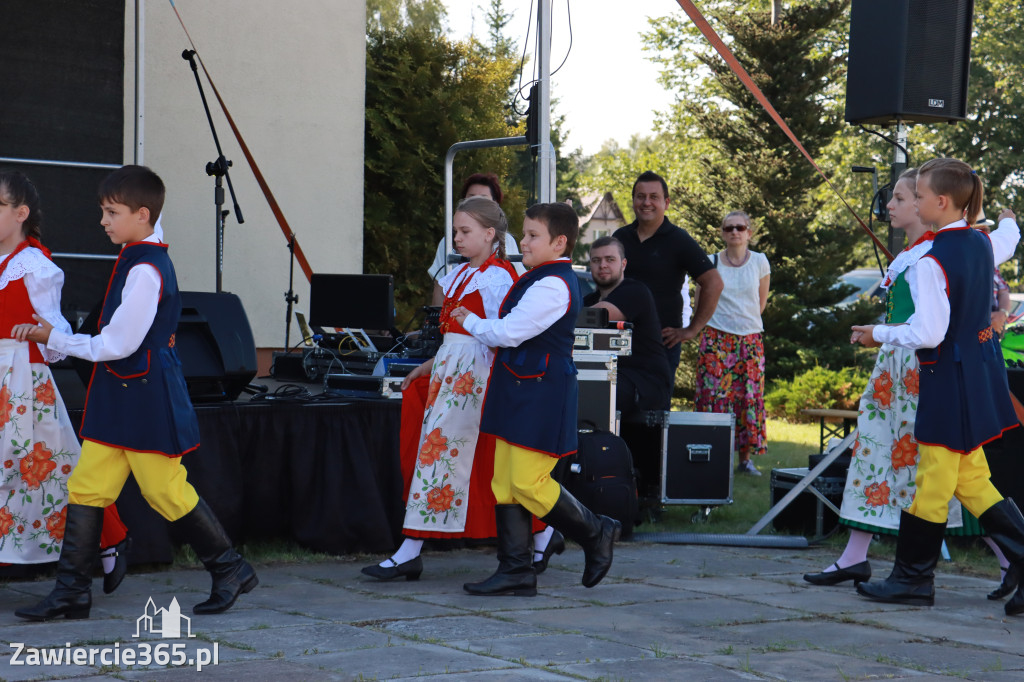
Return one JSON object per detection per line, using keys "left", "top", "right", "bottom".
{"left": 125, "top": 0, "right": 365, "bottom": 349}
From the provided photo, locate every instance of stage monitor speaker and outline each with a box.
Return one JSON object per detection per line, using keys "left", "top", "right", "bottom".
{"left": 845, "top": 0, "right": 974, "bottom": 125}
{"left": 71, "top": 292, "right": 257, "bottom": 402}
{"left": 177, "top": 292, "right": 257, "bottom": 402}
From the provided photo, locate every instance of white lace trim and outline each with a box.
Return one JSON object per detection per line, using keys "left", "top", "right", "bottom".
{"left": 0, "top": 247, "right": 56, "bottom": 291}
{"left": 881, "top": 239, "right": 934, "bottom": 290}
{"left": 439, "top": 263, "right": 514, "bottom": 299}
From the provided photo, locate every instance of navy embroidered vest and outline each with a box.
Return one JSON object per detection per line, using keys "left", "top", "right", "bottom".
{"left": 480, "top": 260, "right": 581, "bottom": 457}
{"left": 915, "top": 227, "right": 1017, "bottom": 452}
{"left": 80, "top": 242, "right": 200, "bottom": 456}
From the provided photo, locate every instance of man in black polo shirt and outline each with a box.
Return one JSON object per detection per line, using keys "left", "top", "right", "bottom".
{"left": 613, "top": 171, "right": 723, "bottom": 371}
{"left": 584, "top": 236, "right": 673, "bottom": 507}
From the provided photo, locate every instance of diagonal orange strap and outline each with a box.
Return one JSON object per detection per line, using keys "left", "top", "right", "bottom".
{"left": 674, "top": 0, "right": 894, "bottom": 262}
{"left": 168, "top": 1, "right": 314, "bottom": 282}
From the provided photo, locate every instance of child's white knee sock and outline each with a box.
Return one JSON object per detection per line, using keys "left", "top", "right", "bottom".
{"left": 825, "top": 529, "right": 872, "bottom": 571}
{"left": 382, "top": 537, "right": 423, "bottom": 567}
{"left": 533, "top": 526, "right": 554, "bottom": 563}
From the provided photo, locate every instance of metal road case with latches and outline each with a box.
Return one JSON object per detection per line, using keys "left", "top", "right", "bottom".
{"left": 573, "top": 327, "right": 632, "bottom": 356}
{"left": 648, "top": 411, "right": 735, "bottom": 509}
{"left": 574, "top": 353, "right": 618, "bottom": 434}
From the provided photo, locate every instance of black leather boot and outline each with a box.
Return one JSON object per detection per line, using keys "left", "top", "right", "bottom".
{"left": 541, "top": 487, "right": 621, "bottom": 588}
{"left": 978, "top": 498, "right": 1024, "bottom": 616}
{"left": 856, "top": 511, "right": 945, "bottom": 606}
{"left": 15, "top": 504, "right": 103, "bottom": 621}
{"left": 464, "top": 505, "right": 537, "bottom": 596}
{"left": 172, "top": 499, "right": 258, "bottom": 614}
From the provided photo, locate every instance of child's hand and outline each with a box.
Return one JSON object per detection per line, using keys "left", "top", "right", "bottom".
{"left": 400, "top": 360, "right": 432, "bottom": 392}
{"left": 850, "top": 324, "right": 880, "bottom": 348}
{"left": 11, "top": 315, "right": 54, "bottom": 345}
{"left": 450, "top": 307, "right": 470, "bottom": 325}
{"left": 993, "top": 309, "right": 1009, "bottom": 335}
{"left": 998, "top": 208, "right": 1016, "bottom": 223}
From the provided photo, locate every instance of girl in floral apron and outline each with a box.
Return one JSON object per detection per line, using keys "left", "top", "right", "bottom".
{"left": 363, "top": 196, "right": 559, "bottom": 580}
{"left": 0, "top": 171, "right": 129, "bottom": 590}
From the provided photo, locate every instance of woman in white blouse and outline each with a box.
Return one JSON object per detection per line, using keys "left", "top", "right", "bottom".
{"left": 694, "top": 211, "right": 771, "bottom": 475}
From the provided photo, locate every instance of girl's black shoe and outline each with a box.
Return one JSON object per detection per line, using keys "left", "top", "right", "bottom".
{"left": 803, "top": 561, "right": 871, "bottom": 586}
{"left": 361, "top": 556, "right": 423, "bottom": 581}
{"left": 533, "top": 530, "right": 565, "bottom": 574}
{"left": 988, "top": 564, "right": 1019, "bottom": 600}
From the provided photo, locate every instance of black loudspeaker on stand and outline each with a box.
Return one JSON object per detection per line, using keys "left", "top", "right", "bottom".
{"left": 73, "top": 292, "right": 257, "bottom": 402}
{"left": 845, "top": 0, "right": 974, "bottom": 125}
{"left": 176, "top": 292, "right": 257, "bottom": 401}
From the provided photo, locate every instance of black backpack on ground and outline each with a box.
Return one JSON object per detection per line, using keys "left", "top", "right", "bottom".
{"left": 553, "top": 428, "right": 639, "bottom": 538}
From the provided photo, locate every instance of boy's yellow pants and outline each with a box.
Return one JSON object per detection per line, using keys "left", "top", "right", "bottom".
{"left": 491, "top": 438, "right": 563, "bottom": 518}
{"left": 909, "top": 443, "right": 1003, "bottom": 522}
{"left": 68, "top": 441, "right": 199, "bottom": 522}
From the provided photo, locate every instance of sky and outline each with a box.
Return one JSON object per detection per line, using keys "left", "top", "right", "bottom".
{"left": 441, "top": 0, "right": 682, "bottom": 156}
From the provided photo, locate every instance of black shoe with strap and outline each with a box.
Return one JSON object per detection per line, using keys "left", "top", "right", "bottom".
{"left": 803, "top": 560, "right": 871, "bottom": 586}
{"left": 102, "top": 535, "right": 132, "bottom": 594}
{"left": 15, "top": 504, "right": 103, "bottom": 621}
{"left": 988, "top": 563, "right": 1019, "bottom": 601}
{"left": 464, "top": 504, "right": 537, "bottom": 596}
{"left": 978, "top": 498, "right": 1024, "bottom": 616}
{"left": 533, "top": 529, "right": 564, "bottom": 574}
{"left": 856, "top": 511, "right": 945, "bottom": 606}
{"left": 361, "top": 556, "right": 423, "bottom": 581}
{"left": 172, "top": 498, "right": 258, "bottom": 615}
{"left": 541, "top": 487, "right": 621, "bottom": 588}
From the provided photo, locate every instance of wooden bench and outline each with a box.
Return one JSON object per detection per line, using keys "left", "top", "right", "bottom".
{"left": 801, "top": 408, "right": 859, "bottom": 456}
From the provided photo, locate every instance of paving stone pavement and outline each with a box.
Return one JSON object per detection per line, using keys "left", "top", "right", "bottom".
{"left": 1, "top": 540, "right": 1022, "bottom": 681}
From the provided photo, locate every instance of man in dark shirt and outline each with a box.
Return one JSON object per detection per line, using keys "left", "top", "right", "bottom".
{"left": 612, "top": 171, "right": 723, "bottom": 371}
{"left": 584, "top": 236, "right": 673, "bottom": 508}
{"left": 584, "top": 237, "right": 672, "bottom": 414}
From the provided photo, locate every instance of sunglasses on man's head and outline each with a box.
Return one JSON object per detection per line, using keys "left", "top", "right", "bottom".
{"left": 722, "top": 224, "right": 748, "bottom": 232}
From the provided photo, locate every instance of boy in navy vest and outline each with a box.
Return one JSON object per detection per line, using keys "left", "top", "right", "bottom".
{"left": 13, "top": 165, "right": 257, "bottom": 621}
{"left": 452, "top": 202, "right": 621, "bottom": 596}
{"left": 851, "top": 158, "right": 1024, "bottom": 615}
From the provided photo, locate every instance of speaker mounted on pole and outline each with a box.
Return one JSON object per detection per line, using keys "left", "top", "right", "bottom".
{"left": 845, "top": 0, "right": 974, "bottom": 125}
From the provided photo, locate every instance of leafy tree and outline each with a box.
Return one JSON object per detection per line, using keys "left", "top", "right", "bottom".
{"left": 583, "top": 0, "right": 1022, "bottom": 392}
{"left": 367, "top": 0, "right": 446, "bottom": 34}
{"left": 481, "top": 0, "right": 516, "bottom": 59}
{"left": 631, "top": 0, "right": 882, "bottom": 382}
{"left": 364, "top": 0, "right": 588, "bottom": 322}
{"left": 364, "top": 13, "right": 521, "bottom": 323}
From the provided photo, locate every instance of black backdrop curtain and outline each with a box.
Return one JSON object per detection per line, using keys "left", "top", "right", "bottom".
{"left": 69, "top": 400, "right": 405, "bottom": 564}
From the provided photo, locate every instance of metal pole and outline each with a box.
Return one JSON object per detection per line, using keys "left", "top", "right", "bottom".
{"left": 135, "top": 0, "right": 145, "bottom": 164}
{"left": 747, "top": 430, "right": 856, "bottom": 536}
{"left": 889, "top": 121, "right": 909, "bottom": 254}
{"left": 536, "top": 0, "right": 554, "bottom": 203}
{"left": 443, "top": 136, "right": 528, "bottom": 276}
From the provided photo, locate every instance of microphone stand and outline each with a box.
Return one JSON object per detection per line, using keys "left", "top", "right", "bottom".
{"left": 181, "top": 49, "right": 244, "bottom": 293}
{"left": 284, "top": 234, "right": 299, "bottom": 349}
